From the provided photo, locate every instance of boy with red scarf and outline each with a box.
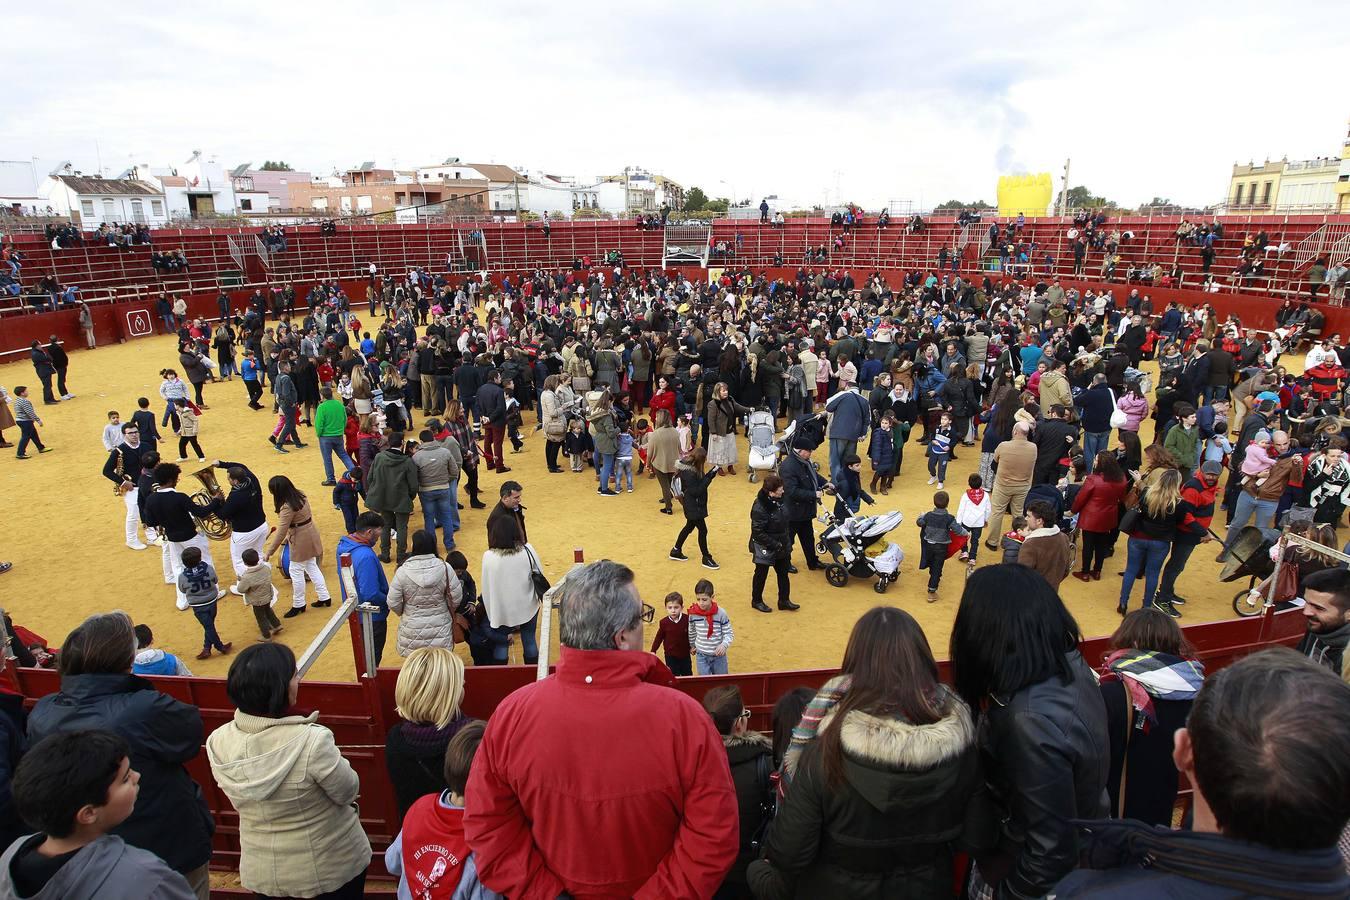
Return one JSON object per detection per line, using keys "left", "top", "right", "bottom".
{"left": 385, "top": 720, "right": 500, "bottom": 900}
{"left": 687, "top": 579, "right": 733, "bottom": 675}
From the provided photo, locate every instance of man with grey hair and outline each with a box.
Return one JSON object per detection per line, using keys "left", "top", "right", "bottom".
{"left": 465, "top": 560, "right": 738, "bottom": 898}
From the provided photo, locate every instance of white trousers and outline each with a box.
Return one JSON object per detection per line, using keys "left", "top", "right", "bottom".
{"left": 289, "top": 555, "right": 331, "bottom": 609}
{"left": 229, "top": 523, "right": 270, "bottom": 579}
{"left": 168, "top": 534, "right": 214, "bottom": 609}
{"left": 122, "top": 488, "right": 142, "bottom": 546}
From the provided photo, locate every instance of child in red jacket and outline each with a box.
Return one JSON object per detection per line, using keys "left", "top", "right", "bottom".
{"left": 649, "top": 591, "right": 692, "bottom": 676}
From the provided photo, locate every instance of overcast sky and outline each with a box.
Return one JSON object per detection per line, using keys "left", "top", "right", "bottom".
{"left": 5, "top": 0, "right": 1345, "bottom": 211}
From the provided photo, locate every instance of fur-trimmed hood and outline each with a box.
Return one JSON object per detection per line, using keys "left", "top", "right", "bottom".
{"left": 815, "top": 687, "right": 978, "bottom": 815}
{"left": 820, "top": 686, "right": 974, "bottom": 771}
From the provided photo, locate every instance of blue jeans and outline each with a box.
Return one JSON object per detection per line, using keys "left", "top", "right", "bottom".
{"left": 420, "top": 488, "right": 455, "bottom": 551}
{"left": 1082, "top": 430, "right": 1110, "bottom": 473}
{"left": 616, "top": 457, "right": 634, "bottom": 490}
{"left": 598, "top": 452, "right": 616, "bottom": 490}
{"left": 16, "top": 421, "right": 43, "bottom": 456}
{"left": 193, "top": 604, "right": 226, "bottom": 651}
{"left": 488, "top": 612, "right": 538, "bottom": 664}
{"left": 1119, "top": 537, "right": 1170, "bottom": 609}
{"left": 696, "top": 652, "right": 729, "bottom": 675}
{"left": 829, "top": 437, "right": 856, "bottom": 487}
{"left": 1224, "top": 492, "right": 1277, "bottom": 552}
{"left": 1202, "top": 384, "right": 1229, "bottom": 405}
{"left": 318, "top": 435, "right": 355, "bottom": 482}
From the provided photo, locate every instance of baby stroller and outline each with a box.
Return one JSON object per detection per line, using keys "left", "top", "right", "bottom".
{"left": 817, "top": 509, "right": 905, "bottom": 593}
{"left": 746, "top": 409, "right": 781, "bottom": 483}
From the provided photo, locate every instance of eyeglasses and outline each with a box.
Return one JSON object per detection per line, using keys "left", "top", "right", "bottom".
{"left": 640, "top": 603, "right": 655, "bottom": 624}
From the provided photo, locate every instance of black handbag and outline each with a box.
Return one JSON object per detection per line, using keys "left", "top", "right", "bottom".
{"left": 750, "top": 540, "right": 777, "bottom": 566}
{"left": 525, "top": 546, "right": 550, "bottom": 599}
{"left": 1117, "top": 505, "right": 1141, "bottom": 535}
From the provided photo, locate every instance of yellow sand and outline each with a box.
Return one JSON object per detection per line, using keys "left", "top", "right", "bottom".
{"left": 0, "top": 332, "right": 1235, "bottom": 682}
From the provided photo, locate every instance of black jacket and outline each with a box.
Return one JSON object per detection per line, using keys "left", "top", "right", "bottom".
{"left": 939, "top": 375, "right": 979, "bottom": 419}
{"left": 0, "top": 692, "right": 27, "bottom": 850}
{"left": 384, "top": 716, "right": 472, "bottom": 819}
{"left": 751, "top": 690, "right": 993, "bottom": 900}
{"left": 1100, "top": 680, "right": 1191, "bottom": 827}
{"left": 675, "top": 466, "right": 716, "bottom": 520}
{"left": 1033, "top": 418, "right": 1080, "bottom": 480}
{"left": 722, "top": 732, "right": 773, "bottom": 893}
{"left": 214, "top": 461, "right": 266, "bottom": 532}
{"left": 1054, "top": 819, "right": 1350, "bottom": 899}
{"left": 977, "top": 651, "right": 1109, "bottom": 899}
{"left": 778, "top": 452, "right": 823, "bottom": 522}
{"left": 750, "top": 493, "right": 791, "bottom": 559}
{"left": 26, "top": 673, "right": 214, "bottom": 873}
{"left": 475, "top": 381, "right": 507, "bottom": 426}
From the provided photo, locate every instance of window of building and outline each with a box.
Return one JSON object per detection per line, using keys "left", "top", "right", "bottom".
{"left": 80, "top": 199, "right": 95, "bottom": 219}
{"left": 1249, "top": 183, "right": 1258, "bottom": 204}
{"left": 357, "top": 195, "right": 373, "bottom": 211}
{"left": 1234, "top": 184, "right": 1244, "bottom": 206}
{"left": 312, "top": 197, "right": 329, "bottom": 210}
{"left": 240, "top": 198, "right": 253, "bottom": 211}
{"left": 130, "top": 198, "right": 144, "bottom": 223}
{"left": 151, "top": 199, "right": 164, "bottom": 217}
{"left": 340, "top": 196, "right": 353, "bottom": 213}
{"left": 102, "top": 198, "right": 115, "bottom": 220}
{"left": 1262, "top": 182, "right": 1273, "bottom": 205}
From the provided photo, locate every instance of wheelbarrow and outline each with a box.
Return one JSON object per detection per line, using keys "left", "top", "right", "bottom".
{"left": 1220, "top": 525, "right": 1279, "bottom": 617}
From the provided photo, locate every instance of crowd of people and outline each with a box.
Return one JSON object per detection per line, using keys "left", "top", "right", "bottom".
{"left": 4, "top": 236, "right": 1350, "bottom": 895}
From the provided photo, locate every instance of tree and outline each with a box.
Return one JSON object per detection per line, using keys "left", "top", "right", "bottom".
{"left": 683, "top": 186, "right": 709, "bottom": 211}
{"left": 259, "top": 161, "right": 293, "bottom": 171}
{"left": 1055, "top": 185, "right": 1117, "bottom": 210}
{"left": 706, "top": 197, "right": 729, "bottom": 214}
{"left": 934, "top": 199, "right": 994, "bottom": 211}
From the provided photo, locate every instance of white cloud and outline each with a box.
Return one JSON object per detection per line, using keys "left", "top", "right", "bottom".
{"left": 4, "top": 0, "right": 1344, "bottom": 210}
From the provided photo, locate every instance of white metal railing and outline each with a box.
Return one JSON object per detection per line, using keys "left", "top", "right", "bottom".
{"left": 252, "top": 234, "right": 270, "bottom": 269}
{"left": 225, "top": 234, "right": 246, "bottom": 271}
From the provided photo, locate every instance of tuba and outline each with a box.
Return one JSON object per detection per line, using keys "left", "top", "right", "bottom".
{"left": 189, "top": 466, "right": 232, "bottom": 542}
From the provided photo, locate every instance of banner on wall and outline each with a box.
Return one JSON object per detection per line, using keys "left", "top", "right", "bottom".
{"left": 707, "top": 267, "right": 724, "bottom": 285}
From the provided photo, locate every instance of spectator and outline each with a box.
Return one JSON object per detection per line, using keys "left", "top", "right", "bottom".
{"left": 479, "top": 515, "right": 543, "bottom": 666}
{"left": 485, "top": 480, "right": 527, "bottom": 543}
{"left": 984, "top": 421, "right": 1036, "bottom": 545}
{"left": 206, "top": 643, "right": 371, "bottom": 900}
{"left": 702, "top": 685, "right": 772, "bottom": 897}
{"left": 1098, "top": 608, "right": 1204, "bottom": 827}
{"left": 385, "top": 646, "right": 472, "bottom": 818}
{"left": 0, "top": 672, "right": 25, "bottom": 851}
{"left": 1119, "top": 469, "right": 1188, "bottom": 618}
{"left": 1016, "top": 499, "right": 1072, "bottom": 590}
{"left": 26, "top": 612, "right": 214, "bottom": 898}
{"left": 748, "top": 474, "right": 798, "bottom": 614}
{"left": 1055, "top": 649, "right": 1350, "bottom": 897}
{"left": 1296, "top": 567, "right": 1350, "bottom": 676}
{"left": 388, "top": 529, "right": 462, "bottom": 658}
{"left": 263, "top": 475, "right": 332, "bottom": 617}
{"left": 131, "top": 624, "right": 191, "bottom": 677}
{"left": 464, "top": 559, "right": 738, "bottom": 898}
{"left": 336, "top": 512, "right": 391, "bottom": 666}
{"left": 949, "top": 566, "right": 1108, "bottom": 899}
{"left": 1, "top": 730, "right": 196, "bottom": 899}
{"left": 751, "top": 606, "right": 992, "bottom": 899}
{"left": 768, "top": 687, "right": 815, "bottom": 770}
{"left": 367, "top": 432, "right": 420, "bottom": 564}
{"left": 385, "top": 720, "right": 499, "bottom": 900}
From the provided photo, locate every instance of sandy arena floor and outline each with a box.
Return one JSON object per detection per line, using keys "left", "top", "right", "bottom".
{"left": 0, "top": 331, "right": 1236, "bottom": 682}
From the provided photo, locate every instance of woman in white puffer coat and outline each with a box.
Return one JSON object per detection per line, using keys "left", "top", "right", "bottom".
{"left": 388, "top": 529, "right": 462, "bottom": 656}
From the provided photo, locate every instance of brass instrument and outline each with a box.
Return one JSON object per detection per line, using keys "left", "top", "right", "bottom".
{"left": 190, "top": 465, "right": 232, "bottom": 542}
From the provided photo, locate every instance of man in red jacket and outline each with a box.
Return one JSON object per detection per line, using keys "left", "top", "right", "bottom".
{"left": 464, "top": 560, "right": 738, "bottom": 899}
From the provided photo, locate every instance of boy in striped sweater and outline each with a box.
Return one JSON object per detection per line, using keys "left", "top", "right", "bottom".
{"left": 687, "top": 579, "right": 733, "bottom": 675}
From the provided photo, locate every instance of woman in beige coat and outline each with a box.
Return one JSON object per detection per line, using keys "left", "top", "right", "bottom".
{"left": 207, "top": 643, "right": 371, "bottom": 899}
{"left": 646, "top": 409, "right": 683, "bottom": 515}
{"left": 264, "top": 476, "right": 332, "bottom": 617}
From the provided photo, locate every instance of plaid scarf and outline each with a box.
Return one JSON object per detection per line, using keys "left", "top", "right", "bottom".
{"left": 1101, "top": 649, "right": 1205, "bottom": 728}
{"left": 779, "top": 675, "right": 851, "bottom": 792}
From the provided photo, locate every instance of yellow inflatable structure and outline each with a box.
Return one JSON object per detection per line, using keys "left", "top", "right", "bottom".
{"left": 997, "top": 173, "right": 1053, "bottom": 218}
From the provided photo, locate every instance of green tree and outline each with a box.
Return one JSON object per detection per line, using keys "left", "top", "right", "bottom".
{"left": 934, "top": 199, "right": 994, "bottom": 211}
{"left": 683, "top": 186, "right": 709, "bottom": 210}
{"left": 1055, "top": 185, "right": 1117, "bottom": 210}
{"left": 259, "top": 161, "right": 293, "bottom": 171}
{"left": 706, "top": 197, "right": 729, "bottom": 214}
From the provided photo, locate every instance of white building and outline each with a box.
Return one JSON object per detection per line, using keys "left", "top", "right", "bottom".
{"left": 128, "top": 153, "right": 238, "bottom": 220}
{"left": 0, "top": 160, "right": 44, "bottom": 214}
{"left": 40, "top": 172, "right": 168, "bottom": 227}
{"left": 229, "top": 164, "right": 313, "bottom": 211}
